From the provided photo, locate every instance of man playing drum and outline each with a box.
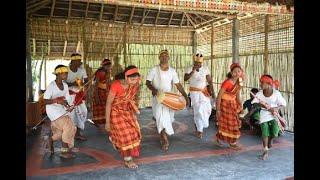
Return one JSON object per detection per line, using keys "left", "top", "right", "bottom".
{"left": 146, "top": 50, "right": 189, "bottom": 151}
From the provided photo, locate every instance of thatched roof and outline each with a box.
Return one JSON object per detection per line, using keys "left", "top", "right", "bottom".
{"left": 26, "top": 0, "right": 293, "bottom": 60}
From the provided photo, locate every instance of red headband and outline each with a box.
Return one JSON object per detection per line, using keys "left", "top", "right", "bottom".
{"left": 260, "top": 75, "right": 273, "bottom": 85}
{"left": 273, "top": 80, "right": 280, "bottom": 88}
{"left": 230, "top": 63, "right": 241, "bottom": 71}
{"left": 125, "top": 68, "right": 139, "bottom": 77}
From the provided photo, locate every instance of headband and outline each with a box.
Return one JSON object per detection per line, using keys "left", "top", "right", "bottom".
{"left": 53, "top": 66, "right": 68, "bottom": 75}
{"left": 230, "top": 63, "right": 242, "bottom": 71}
{"left": 260, "top": 75, "right": 273, "bottom": 85}
{"left": 159, "top": 50, "right": 169, "bottom": 57}
{"left": 71, "top": 55, "right": 82, "bottom": 61}
{"left": 125, "top": 68, "right": 139, "bottom": 77}
{"left": 273, "top": 80, "right": 280, "bottom": 88}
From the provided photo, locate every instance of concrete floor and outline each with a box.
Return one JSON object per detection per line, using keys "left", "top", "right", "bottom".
{"left": 26, "top": 108, "right": 294, "bottom": 180}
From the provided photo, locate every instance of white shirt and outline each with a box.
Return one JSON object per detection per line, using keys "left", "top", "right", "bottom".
{"left": 66, "top": 66, "right": 88, "bottom": 83}
{"left": 251, "top": 89, "right": 286, "bottom": 123}
{"left": 44, "top": 81, "right": 72, "bottom": 121}
{"left": 185, "top": 66, "right": 210, "bottom": 89}
{"left": 146, "top": 65, "right": 180, "bottom": 92}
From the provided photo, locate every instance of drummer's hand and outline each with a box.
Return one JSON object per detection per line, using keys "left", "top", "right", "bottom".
{"left": 152, "top": 89, "right": 158, "bottom": 96}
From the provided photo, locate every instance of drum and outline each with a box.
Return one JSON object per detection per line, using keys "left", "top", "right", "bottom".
{"left": 156, "top": 92, "right": 186, "bottom": 111}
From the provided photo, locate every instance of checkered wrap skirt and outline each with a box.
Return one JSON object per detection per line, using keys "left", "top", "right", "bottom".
{"left": 92, "top": 87, "right": 109, "bottom": 124}
{"left": 109, "top": 85, "right": 141, "bottom": 157}
{"left": 216, "top": 98, "right": 241, "bottom": 144}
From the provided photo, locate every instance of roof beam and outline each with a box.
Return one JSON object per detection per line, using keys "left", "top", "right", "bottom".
{"left": 195, "top": 14, "right": 207, "bottom": 23}
{"left": 68, "top": 0, "right": 72, "bottom": 18}
{"left": 63, "top": 40, "right": 67, "bottom": 57}
{"left": 113, "top": 5, "right": 118, "bottom": 22}
{"left": 33, "top": 38, "right": 36, "bottom": 56}
{"left": 185, "top": 13, "right": 196, "bottom": 28}
{"left": 100, "top": 3, "right": 104, "bottom": 21}
{"left": 196, "top": 17, "right": 224, "bottom": 29}
{"left": 168, "top": 11, "right": 174, "bottom": 26}
{"left": 50, "top": 0, "right": 56, "bottom": 17}
{"left": 27, "top": 0, "right": 51, "bottom": 14}
{"left": 155, "top": 9, "right": 160, "bottom": 25}
{"left": 141, "top": 9, "right": 146, "bottom": 25}
{"left": 76, "top": 41, "right": 81, "bottom": 53}
{"left": 180, "top": 12, "right": 185, "bottom": 27}
{"left": 85, "top": 2, "right": 89, "bottom": 18}
{"left": 129, "top": 6, "right": 135, "bottom": 24}
{"left": 48, "top": 40, "right": 51, "bottom": 55}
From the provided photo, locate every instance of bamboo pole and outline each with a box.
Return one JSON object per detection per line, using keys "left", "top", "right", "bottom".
{"left": 211, "top": 23, "right": 214, "bottom": 75}
{"left": 26, "top": 20, "right": 34, "bottom": 102}
{"left": 44, "top": 57, "right": 47, "bottom": 88}
{"left": 232, "top": 18, "right": 239, "bottom": 63}
{"left": 192, "top": 31, "right": 197, "bottom": 54}
{"left": 264, "top": 15, "right": 269, "bottom": 74}
{"left": 123, "top": 24, "right": 128, "bottom": 67}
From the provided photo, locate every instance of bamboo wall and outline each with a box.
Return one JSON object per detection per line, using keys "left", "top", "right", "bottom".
{"left": 197, "top": 14, "right": 294, "bottom": 131}
{"left": 29, "top": 14, "right": 294, "bottom": 131}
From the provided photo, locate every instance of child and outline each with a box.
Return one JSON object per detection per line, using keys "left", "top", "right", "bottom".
{"left": 243, "top": 88, "right": 261, "bottom": 134}
{"left": 44, "top": 65, "right": 77, "bottom": 159}
{"left": 252, "top": 75, "right": 286, "bottom": 160}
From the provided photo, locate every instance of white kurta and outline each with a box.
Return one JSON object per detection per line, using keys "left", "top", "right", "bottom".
{"left": 66, "top": 66, "right": 88, "bottom": 130}
{"left": 251, "top": 89, "right": 286, "bottom": 124}
{"left": 185, "top": 66, "right": 212, "bottom": 132}
{"left": 146, "top": 65, "right": 180, "bottom": 135}
{"left": 44, "top": 81, "right": 72, "bottom": 121}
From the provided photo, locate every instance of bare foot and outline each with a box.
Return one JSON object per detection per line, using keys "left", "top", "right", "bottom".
{"left": 48, "top": 138, "right": 54, "bottom": 155}
{"left": 213, "top": 139, "right": 224, "bottom": 147}
{"left": 124, "top": 160, "right": 138, "bottom": 169}
{"left": 60, "top": 152, "right": 75, "bottom": 159}
{"left": 259, "top": 151, "right": 269, "bottom": 160}
{"left": 229, "top": 143, "right": 242, "bottom": 150}
{"left": 75, "top": 135, "right": 87, "bottom": 141}
{"left": 196, "top": 131, "right": 203, "bottom": 139}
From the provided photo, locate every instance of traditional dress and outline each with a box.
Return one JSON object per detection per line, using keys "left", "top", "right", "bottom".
{"left": 66, "top": 66, "right": 88, "bottom": 130}
{"left": 92, "top": 69, "right": 111, "bottom": 124}
{"left": 44, "top": 81, "right": 76, "bottom": 148}
{"left": 216, "top": 79, "right": 242, "bottom": 144}
{"left": 146, "top": 65, "right": 180, "bottom": 135}
{"left": 185, "top": 65, "right": 212, "bottom": 132}
{"left": 109, "top": 80, "right": 141, "bottom": 157}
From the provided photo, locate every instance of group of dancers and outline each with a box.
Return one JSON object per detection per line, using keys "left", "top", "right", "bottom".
{"left": 43, "top": 50, "right": 287, "bottom": 168}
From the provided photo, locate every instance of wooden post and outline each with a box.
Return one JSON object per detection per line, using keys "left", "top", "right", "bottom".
{"left": 192, "top": 31, "right": 197, "bottom": 55}
{"left": 26, "top": 20, "right": 34, "bottom": 102}
{"left": 264, "top": 15, "right": 269, "bottom": 74}
{"left": 211, "top": 23, "right": 214, "bottom": 75}
{"left": 123, "top": 25, "right": 128, "bottom": 67}
{"left": 44, "top": 57, "right": 47, "bottom": 88}
{"left": 232, "top": 18, "right": 239, "bottom": 63}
